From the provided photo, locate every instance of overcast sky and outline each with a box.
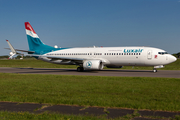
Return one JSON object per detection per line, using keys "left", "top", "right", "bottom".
{"left": 0, "top": 0, "right": 180, "bottom": 56}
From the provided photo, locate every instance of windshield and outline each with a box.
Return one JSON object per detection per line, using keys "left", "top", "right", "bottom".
{"left": 158, "top": 52, "right": 168, "bottom": 55}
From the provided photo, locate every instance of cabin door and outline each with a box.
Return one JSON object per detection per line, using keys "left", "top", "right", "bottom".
{"left": 147, "top": 50, "right": 152, "bottom": 60}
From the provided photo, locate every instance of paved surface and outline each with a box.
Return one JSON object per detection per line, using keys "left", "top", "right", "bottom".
{"left": 0, "top": 102, "right": 180, "bottom": 119}
{"left": 0, "top": 67, "right": 180, "bottom": 78}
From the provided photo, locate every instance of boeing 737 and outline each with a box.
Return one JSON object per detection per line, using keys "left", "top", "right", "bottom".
{"left": 6, "top": 22, "right": 177, "bottom": 72}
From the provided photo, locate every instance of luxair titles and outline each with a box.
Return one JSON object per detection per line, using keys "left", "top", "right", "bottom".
{"left": 124, "top": 49, "right": 143, "bottom": 53}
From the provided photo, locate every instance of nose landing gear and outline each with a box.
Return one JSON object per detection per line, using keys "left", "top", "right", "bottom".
{"left": 153, "top": 68, "right": 157, "bottom": 73}
{"left": 153, "top": 65, "right": 164, "bottom": 73}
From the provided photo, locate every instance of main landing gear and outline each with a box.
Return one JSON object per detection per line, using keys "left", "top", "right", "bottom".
{"left": 77, "top": 67, "right": 84, "bottom": 72}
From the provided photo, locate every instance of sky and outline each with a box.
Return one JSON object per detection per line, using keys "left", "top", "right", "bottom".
{"left": 0, "top": 0, "right": 180, "bottom": 56}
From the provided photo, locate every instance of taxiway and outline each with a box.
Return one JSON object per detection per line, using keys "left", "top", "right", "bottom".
{"left": 0, "top": 67, "right": 179, "bottom": 78}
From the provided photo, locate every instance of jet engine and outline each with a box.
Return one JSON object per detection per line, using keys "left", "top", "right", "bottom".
{"left": 9, "top": 52, "right": 17, "bottom": 59}
{"left": 9, "top": 52, "right": 14, "bottom": 56}
{"left": 83, "top": 60, "right": 104, "bottom": 70}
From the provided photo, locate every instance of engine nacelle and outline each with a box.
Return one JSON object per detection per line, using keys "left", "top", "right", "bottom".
{"left": 9, "top": 52, "right": 17, "bottom": 59}
{"left": 106, "top": 65, "right": 123, "bottom": 68}
{"left": 83, "top": 60, "right": 103, "bottom": 70}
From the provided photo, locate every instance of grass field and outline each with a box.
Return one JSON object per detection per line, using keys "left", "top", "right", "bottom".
{"left": 0, "top": 111, "right": 141, "bottom": 120}
{"left": 0, "top": 111, "right": 110, "bottom": 120}
{"left": 0, "top": 73, "right": 180, "bottom": 112}
{"left": 1, "top": 111, "right": 180, "bottom": 120}
{"left": 0, "top": 59, "right": 179, "bottom": 70}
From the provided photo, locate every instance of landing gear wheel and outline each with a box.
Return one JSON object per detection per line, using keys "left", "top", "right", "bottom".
{"left": 153, "top": 69, "right": 157, "bottom": 73}
{"left": 77, "top": 67, "right": 84, "bottom": 72}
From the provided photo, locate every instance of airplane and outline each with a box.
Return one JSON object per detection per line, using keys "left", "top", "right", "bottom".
{"left": 5, "top": 22, "right": 177, "bottom": 72}
{"left": 5, "top": 40, "right": 21, "bottom": 59}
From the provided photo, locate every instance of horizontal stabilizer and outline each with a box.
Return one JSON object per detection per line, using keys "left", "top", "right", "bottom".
{"left": 4, "top": 48, "right": 35, "bottom": 53}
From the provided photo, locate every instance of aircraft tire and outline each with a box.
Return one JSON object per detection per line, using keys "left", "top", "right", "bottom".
{"left": 153, "top": 69, "right": 157, "bottom": 73}
{"left": 77, "top": 67, "right": 84, "bottom": 72}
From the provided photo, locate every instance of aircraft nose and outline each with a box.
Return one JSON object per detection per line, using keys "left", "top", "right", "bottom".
{"left": 169, "top": 55, "right": 177, "bottom": 63}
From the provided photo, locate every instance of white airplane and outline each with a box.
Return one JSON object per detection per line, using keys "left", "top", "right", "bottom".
{"left": 5, "top": 40, "right": 25, "bottom": 59}
{"left": 5, "top": 40, "right": 19, "bottom": 59}
{"left": 6, "top": 22, "right": 177, "bottom": 72}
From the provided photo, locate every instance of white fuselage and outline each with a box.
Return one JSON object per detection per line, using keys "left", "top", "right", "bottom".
{"left": 38, "top": 46, "right": 177, "bottom": 67}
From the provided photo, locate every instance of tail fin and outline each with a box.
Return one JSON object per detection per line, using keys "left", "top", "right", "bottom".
{"left": 6, "top": 40, "right": 17, "bottom": 54}
{"left": 25, "top": 22, "right": 54, "bottom": 54}
{"left": 6, "top": 40, "right": 19, "bottom": 59}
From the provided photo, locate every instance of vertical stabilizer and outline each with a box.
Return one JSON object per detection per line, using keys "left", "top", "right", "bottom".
{"left": 6, "top": 40, "right": 19, "bottom": 59}
{"left": 6, "top": 40, "right": 17, "bottom": 54}
{"left": 25, "top": 22, "right": 54, "bottom": 54}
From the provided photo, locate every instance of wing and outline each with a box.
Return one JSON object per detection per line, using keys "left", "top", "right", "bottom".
{"left": 37, "top": 55, "right": 107, "bottom": 65}
{"left": 40, "top": 55, "right": 84, "bottom": 64}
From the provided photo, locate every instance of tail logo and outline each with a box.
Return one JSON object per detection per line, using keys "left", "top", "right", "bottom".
{"left": 27, "top": 24, "right": 33, "bottom": 32}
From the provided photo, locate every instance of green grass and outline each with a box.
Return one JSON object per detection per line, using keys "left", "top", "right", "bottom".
{"left": 0, "top": 59, "right": 179, "bottom": 70}
{"left": 0, "top": 73, "right": 180, "bottom": 111}
{"left": 0, "top": 111, "right": 112, "bottom": 120}
{"left": 0, "top": 111, "right": 142, "bottom": 120}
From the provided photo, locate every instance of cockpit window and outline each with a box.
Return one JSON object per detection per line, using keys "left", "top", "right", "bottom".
{"left": 158, "top": 52, "right": 168, "bottom": 55}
